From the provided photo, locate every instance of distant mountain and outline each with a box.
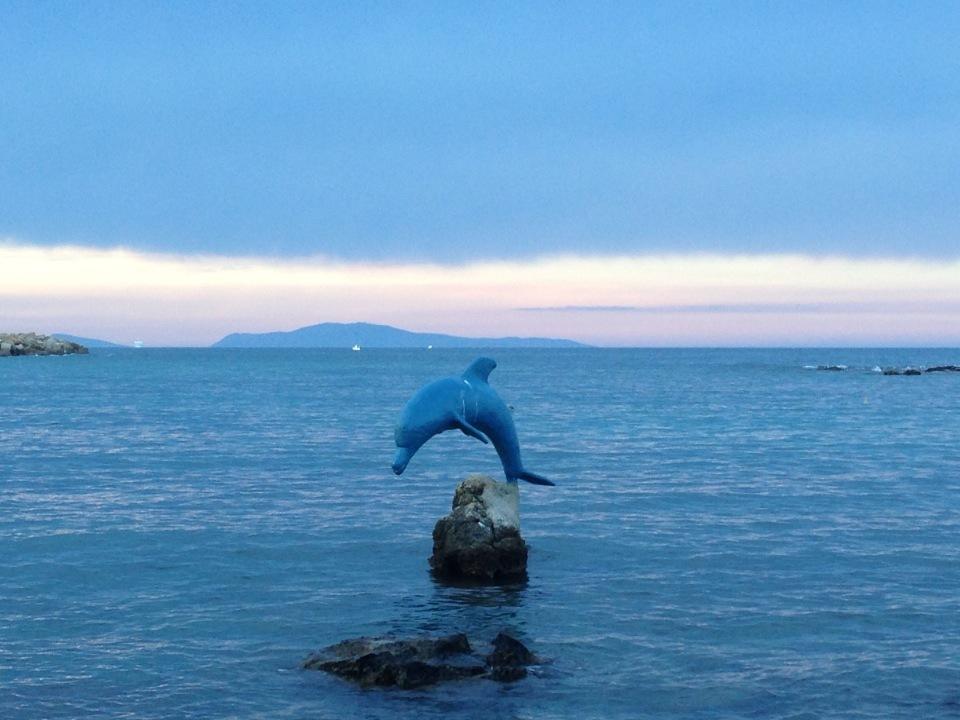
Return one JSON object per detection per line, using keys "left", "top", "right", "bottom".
{"left": 212, "top": 322, "right": 587, "bottom": 349}
{"left": 53, "top": 333, "right": 125, "bottom": 348}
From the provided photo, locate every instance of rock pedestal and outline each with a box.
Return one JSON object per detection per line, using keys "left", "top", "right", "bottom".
{"left": 430, "top": 474, "right": 527, "bottom": 581}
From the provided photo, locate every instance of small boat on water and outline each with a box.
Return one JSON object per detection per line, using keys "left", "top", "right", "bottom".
{"left": 133, "top": 340, "right": 144, "bottom": 349}
{"left": 352, "top": 344, "right": 361, "bottom": 352}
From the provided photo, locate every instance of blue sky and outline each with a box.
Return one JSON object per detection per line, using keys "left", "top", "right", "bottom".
{"left": 2, "top": 3, "right": 959, "bottom": 346}
{"left": 3, "top": 1, "right": 959, "bottom": 262}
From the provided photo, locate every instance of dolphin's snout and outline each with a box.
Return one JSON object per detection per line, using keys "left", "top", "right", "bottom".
{"left": 392, "top": 447, "right": 412, "bottom": 475}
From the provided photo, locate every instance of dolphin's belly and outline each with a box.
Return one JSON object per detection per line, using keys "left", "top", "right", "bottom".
{"left": 472, "top": 393, "right": 522, "bottom": 474}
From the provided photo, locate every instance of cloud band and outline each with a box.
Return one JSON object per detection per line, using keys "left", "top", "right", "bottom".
{"left": 1, "top": 240, "right": 958, "bottom": 346}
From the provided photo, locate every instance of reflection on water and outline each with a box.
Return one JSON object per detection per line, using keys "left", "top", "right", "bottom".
{"left": 430, "top": 577, "right": 529, "bottom": 637}
{"left": 383, "top": 575, "right": 531, "bottom": 642}
{"left": 429, "top": 575, "right": 529, "bottom": 604}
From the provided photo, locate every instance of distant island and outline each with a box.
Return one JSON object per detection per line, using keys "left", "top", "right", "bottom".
{"left": 212, "top": 322, "right": 587, "bottom": 348}
{"left": 53, "top": 333, "right": 126, "bottom": 348}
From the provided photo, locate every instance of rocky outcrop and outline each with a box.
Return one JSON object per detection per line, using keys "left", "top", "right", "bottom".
{"left": 303, "top": 632, "right": 538, "bottom": 688}
{"left": 304, "top": 634, "right": 483, "bottom": 689}
{"left": 486, "top": 631, "right": 539, "bottom": 681}
{"left": 430, "top": 475, "right": 527, "bottom": 581}
{"left": 927, "top": 365, "right": 960, "bottom": 373}
{"left": 810, "top": 363, "right": 960, "bottom": 375}
{"left": 883, "top": 367, "right": 923, "bottom": 375}
{"left": 0, "top": 333, "right": 88, "bottom": 357}
{"left": 880, "top": 365, "right": 959, "bottom": 375}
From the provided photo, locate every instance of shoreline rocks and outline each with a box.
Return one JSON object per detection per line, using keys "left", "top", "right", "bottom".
{"left": 303, "top": 632, "right": 539, "bottom": 689}
{"left": 0, "top": 333, "right": 88, "bottom": 357}
{"left": 430, "top": 475, "right": 528, "bottom": 582}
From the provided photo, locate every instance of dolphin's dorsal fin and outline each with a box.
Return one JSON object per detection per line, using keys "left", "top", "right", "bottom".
{"left": 463, "top": 357, "right": 497, "bottom": 383}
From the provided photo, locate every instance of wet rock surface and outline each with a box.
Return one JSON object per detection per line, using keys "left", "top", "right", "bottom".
{"left": 430, "top": 475, "right": 527, "bottom": 582}
{"left": 926, "top": 365, "right": 960, "bottom": 373}
{"left": 0, "top": 333, "right": 88, "bottom": 357}
{"left": 883, "top": 366, "right": 925, "bottom": 375}
{"left": 303, "top": 632, "right": 538, "bottom": 689}
{"left": 485, "top": 631, "right": 540, "bottom": 681}
{"left": 807, "top": 363, "right": 960, "bottom": 376}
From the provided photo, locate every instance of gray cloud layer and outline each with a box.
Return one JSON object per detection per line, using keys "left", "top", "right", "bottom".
{"left": 517, "top": 302, "right": 960, "bottom": 314}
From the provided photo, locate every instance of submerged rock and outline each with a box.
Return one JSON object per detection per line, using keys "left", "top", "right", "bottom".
{"left": 430, "top": 475, "right": 527, "bottom": 581}
{"left": 304, "top": 632, "right": 538, "bottom": 689}
{"left": 927, "top": 365, "right": 960, "bottom": 373}
{"left": 882, "top": 367, "right": 923, "bottom": 376}
{"left": 884, "top": 365, "right": 960, "bottom": 375}
{"left": 303, "top": 634, "right": 484, "bottom": 689}
{"left": 0, "top": 332, "right": 87, "bottom": 357}
{"left": 485, "top": 631, "right": 540, "bottom": 682}
{"left": 816, "top": 364, "right": 847, "bottom": 371}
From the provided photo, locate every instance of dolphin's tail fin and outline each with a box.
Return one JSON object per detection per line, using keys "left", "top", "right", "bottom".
{"left": 516, "top": 469, "right": 556, "bottom": 486}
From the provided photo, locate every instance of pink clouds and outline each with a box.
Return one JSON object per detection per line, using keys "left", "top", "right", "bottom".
{"left": 1, "top": 240, "right": 958, "bottom": 346}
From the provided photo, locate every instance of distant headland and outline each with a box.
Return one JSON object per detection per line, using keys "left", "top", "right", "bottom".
{"left": 212, "top": 322, "right": 587, "bottom": 349}
{"left": 51, "top": 333, "right": 126, "bottom": 348}
{"left": 0, "top": 333, "right": 89, "bottom": 356}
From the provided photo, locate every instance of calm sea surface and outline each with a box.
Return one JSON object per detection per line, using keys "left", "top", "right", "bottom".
{"left": 2, "top": 348, "right": 959, "bottom": 719}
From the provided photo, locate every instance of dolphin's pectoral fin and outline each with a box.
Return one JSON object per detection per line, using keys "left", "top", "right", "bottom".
{"left": 517, "top": 470, "right": 556, "bottom": 486}
{"left": 454, "top": 416, "right": 489, "bottom": 444}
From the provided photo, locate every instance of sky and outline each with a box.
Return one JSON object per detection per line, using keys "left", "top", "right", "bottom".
{"left": 2, "top": 2, "right": 958, "bottom": 345}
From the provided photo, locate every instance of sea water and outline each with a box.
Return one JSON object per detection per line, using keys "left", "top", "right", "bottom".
{"left": 2, "top": 348, "right": 959, "bottom": 719}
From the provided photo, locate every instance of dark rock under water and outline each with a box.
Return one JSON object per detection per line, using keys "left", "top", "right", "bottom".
{"left": 926, "top": 365, "right": 960, "bottom": 373}
{"left": 303, "top": 632, "right": 538, "bottom": 689}
{"left": 883, "top": 367, "right": 924, "bottom": 375}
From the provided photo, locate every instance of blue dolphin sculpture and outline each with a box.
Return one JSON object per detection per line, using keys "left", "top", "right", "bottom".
{"left": 392, "top": 357, "right": 555, "bottom": 486}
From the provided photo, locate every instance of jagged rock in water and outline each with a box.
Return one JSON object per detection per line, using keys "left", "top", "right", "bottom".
{"left": 303, "top": 632, "right": 538, "bottom": 689}
{"left": 485, "top": 631, "right": 540, "bottom": 682}
{"left": 430, "top": 475, "right": 527, "bottom": 581}
{"left": 927, "top": 365, "right": 960, "bottom": 373}
{"left": 303, "top": 634, "right": 484, "bottom": 689}
{"left": 882, "top": 367, "right": 922, "bottom": 376}
{"left": 0, "top": 332, "right": 88, "bottom": 357}
{"left": 816, "top": 364, "right": 847, "bottom": 371}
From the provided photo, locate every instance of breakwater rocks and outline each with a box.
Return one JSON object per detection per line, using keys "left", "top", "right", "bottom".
{"left": 880, "top": 365, "right": 960, "bottom": 375}
{"left": 430, "top": 475, "right": 527, "bottom": 582}
{"left": 303, "top": 632, "right": 539, "bottom": 689}
{"left": 808, "top": 363, "right": 960, "bottom": 376}
{"left": 882, "top": 367, "right": 923, "bottom": 376}
{"left": 0, "top": 333, "right": 88, "bottom": 357}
